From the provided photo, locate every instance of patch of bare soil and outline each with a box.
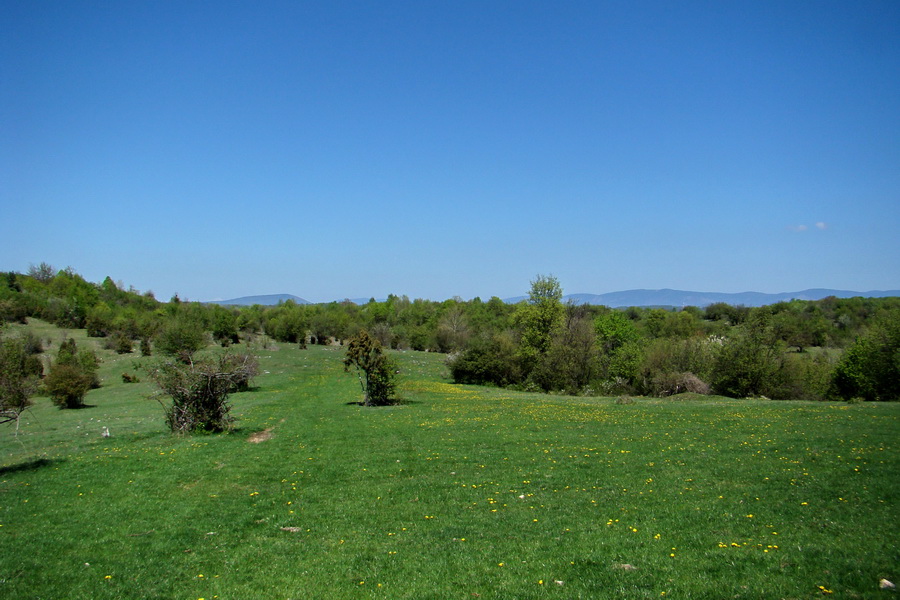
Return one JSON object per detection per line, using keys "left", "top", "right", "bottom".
{"left": 248, "top": 428, "right": 274, "bottom": 443}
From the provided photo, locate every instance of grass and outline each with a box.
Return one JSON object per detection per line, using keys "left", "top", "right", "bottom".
{"left": 1, "top": 320, "right": 898, "bottom": 599}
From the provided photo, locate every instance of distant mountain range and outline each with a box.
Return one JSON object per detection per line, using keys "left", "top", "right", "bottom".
{"left": 208, "top": 288, "right": 898, "bottom": 308}
{"left": 555, "top": 288, "right": 900, "bottom": 308}
{"left": 207, "top": 293, "right": 310, "bottom": 306}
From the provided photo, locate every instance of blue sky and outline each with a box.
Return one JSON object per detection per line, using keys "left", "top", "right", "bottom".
{"left": 2, "top": 1, "right": 898, "bottom": 302}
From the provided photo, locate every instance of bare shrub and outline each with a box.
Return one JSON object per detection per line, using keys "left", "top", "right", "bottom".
{"left": 649, "top": 371, "right": 710, "bottom": 397}
{"left": 147, "top": 350, "right": 259, "bottom": 433}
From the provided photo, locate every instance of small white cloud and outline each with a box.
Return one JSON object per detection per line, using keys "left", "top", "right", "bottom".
{"left": 815, "top": 222, "right": 827, "bottom": 230}
{"left": 789, "top": 224, "right": 808, "bottom": 232}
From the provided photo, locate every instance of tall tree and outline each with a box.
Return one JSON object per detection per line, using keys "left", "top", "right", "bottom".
{"left": 514, "top": 274, "right": 564, "bottom": 369}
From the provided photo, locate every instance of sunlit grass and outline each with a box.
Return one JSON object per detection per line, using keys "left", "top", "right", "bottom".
{"left": 0, "top": 326, "right": 897, "bottom": 598}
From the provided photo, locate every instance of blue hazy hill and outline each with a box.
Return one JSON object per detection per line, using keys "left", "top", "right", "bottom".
{"left": 207, "top": 293, "right": 310, "bottom": 306}
{"left": 560, "top": 288, "right": 900, "bottom": 308}
{"left": 208, "top": 288, "right": 898, "bottom": 307}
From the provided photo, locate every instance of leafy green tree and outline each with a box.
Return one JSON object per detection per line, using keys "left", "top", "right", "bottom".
{"left": 0, "top": 273, "right": 28, "bottom": 324}
{"left": 155, "top": 317, "right": 207, "bottom": 362}
{"left": 704, "top": 302, "right": 749, "bottom": 325}
{"left": 533, "top": 304, "right": 597, "bottom": 393}
{"left": 514, "top": 275, "right": 564, "bottom": 370}
{"left": 0, "top": 332, "right": 40, "bottom": 425}
{"left": 447, "top": 333, "right": 524, "bottom": 388}
{"left": 210, "top": 306, "right": 240, "bottom": 345}
{"left": 263, "top": 302, "right": 307, "bottom": 343}
{"left": 343, "top": 330, "right": 398, "bottom": 406}
{"left": 43, "top": 269, "right": 99, "bottom": 328}
{"left": 86, "top": 303, "right": 115, "bottom": 337}
{"left": 594, "top": 309, "right": 643, "bottom": 384}
{"left": 595, "top": 310, "right": 639, "bottom": 354}
{"left": 830, "top": 311, "right": 900, "bottom": 401}
{"left": 711, "top": 314, "right": 785, "bottom": 398}
{"left": 769, "top": 303, "right": 828, "bottom": 352}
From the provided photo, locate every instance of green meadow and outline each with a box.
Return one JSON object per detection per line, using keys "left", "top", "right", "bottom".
{"left": 1, "top": 321, "right": 898, "bottom": 599}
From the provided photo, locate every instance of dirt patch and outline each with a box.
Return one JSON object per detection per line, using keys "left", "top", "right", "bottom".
{"left": 248, "top": 428, "right": 274, "bottom": 443}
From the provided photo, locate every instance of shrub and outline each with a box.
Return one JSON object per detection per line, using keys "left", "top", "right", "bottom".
{"left": 776, "top": 351, "right": 835, "bottom": 401}
{"left": 447, "top": 334, "right": 524, "bottom": 388}
{"left": 147, "top": 350, "right": 259, "bottom": 433}
{"left": 121, "top": 372, "right": 140, "bottom": 383}
{"left": 529, "top": 308, "right": 597, "bottom": 394}
{"left": 103, "top": 331, "right": 133, "bottom": 354}
{"left": 647, "top": 371, "right": 710, "bottom": 397}
{"left": 55, "top": 337, "right": 100, "bottom": 389}
{"left": 641, "top": 337, "right": 718, "bottom": 380}
{"left": 603, "top": 340, "right": 644, "bottom": 384}
{"left": 829, "top": 313, "right": 900, "bottom": 401}
{"left": 19, "top": 331, "right": 44, "bottom": 355}
{"left": 210, "top": 307, "right": 240, "bottom": 346}
{"left": 343, "top": 330, "right": 398, "bottom": 406}
{"left": 710, "top": 316, "right": 786, "bottom": 398}
{"left": 0, "top": 334, "right": 40, "bottom": 424}
{"left": 44, "top": 363, "right": 93, "bottom": 408}
{"left": 155, "top": 318, "right": 207, "bottom": 361}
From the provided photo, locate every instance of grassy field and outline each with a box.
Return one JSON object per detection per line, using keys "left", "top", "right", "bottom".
{"left": 1, "top": 321, "right": 898, "bottom": 599}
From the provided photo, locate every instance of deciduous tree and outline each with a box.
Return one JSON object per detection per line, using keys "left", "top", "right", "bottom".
{"left": 514, "top": 274, "right": 564, "bottom": 369}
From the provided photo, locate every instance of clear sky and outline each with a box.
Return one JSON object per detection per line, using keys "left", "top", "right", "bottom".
{"left": 2, "top": 1, "right": 898, "bottom": 302}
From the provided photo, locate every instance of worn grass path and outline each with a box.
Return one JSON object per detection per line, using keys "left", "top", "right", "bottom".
{"left": 0, "top": 331, "right": 898, "bottom": 599}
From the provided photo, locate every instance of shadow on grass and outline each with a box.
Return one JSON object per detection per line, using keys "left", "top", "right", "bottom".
{"left": 0, "top": 457, "right": 64, "bottom": 476}
{"left": 344, "top": 399, "right": 419, "bottom": 407}
{"left": 234, "top": 385, "right": 262, "bottom": 393}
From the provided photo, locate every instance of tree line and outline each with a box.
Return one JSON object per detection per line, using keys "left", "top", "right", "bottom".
{"left": 1, "top": 265, "right": 898, "bottom": 414}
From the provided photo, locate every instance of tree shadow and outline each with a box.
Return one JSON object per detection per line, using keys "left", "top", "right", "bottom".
{"left": 344, "top": 399, "right": 419, "bottom": 407}
{"left": 0, "top": 457, "right": 64, "bottom": 476}
{"left": 235, "top": 385, "right": 262, "bottom": 393}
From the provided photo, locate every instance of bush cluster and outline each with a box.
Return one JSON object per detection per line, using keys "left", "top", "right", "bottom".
{"left": 2, "top": 265, "right": 898, "bottom": 403}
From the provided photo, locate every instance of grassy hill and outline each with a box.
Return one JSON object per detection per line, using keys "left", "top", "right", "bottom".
{"left": 1, "top": 320, "right": 898, "bottom": 598}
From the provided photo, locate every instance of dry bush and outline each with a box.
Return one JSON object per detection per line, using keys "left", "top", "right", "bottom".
{"left": 649, "top": 371, "right": 710, "bottom": 397}
{"left": 148, "top": 350, "right": 259, "bottom": 433}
